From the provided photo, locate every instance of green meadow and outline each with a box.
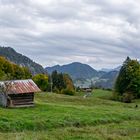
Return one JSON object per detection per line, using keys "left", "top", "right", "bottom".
{"left": 0, "top": 89, "right": 140, "bottom": 140}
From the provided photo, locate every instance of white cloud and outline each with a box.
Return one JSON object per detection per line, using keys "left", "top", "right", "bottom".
{"left": 0, "top": 0, "right": 140, "bottom": 69}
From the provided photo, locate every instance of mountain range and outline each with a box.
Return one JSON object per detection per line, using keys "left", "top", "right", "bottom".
{"left": 46, "top": 62, "right": 120, "bottom": 89}
{"left": 46, "top": 62, "right": 99, "bottom": 80}
{"left": 94, "top": 70, "right": 119, "bottom": 89}
{"left": 0, "top": 46, "right": 120, "bottom": 89}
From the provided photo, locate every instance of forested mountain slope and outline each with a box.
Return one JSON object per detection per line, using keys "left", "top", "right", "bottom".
{"left": 0, "top": 46, "right": 45, "bottom": 75}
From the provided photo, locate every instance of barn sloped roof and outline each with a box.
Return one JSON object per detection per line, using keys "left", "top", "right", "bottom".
{"left": 0, "top": 79, "right": 41, "bottom": 94}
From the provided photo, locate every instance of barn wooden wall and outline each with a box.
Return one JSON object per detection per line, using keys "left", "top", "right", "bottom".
{"left": 8, "top": 93, "right": 34, "bottom": 107}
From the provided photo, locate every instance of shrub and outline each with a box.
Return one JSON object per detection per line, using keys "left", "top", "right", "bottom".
{"left": 53, "top": 87, "right": 60, "bottom": 94}
{"left": 123, "top": 93, "right": 133, "bottom": 103}
{"left": 61, "top": 88, "right": 75, "bottom": 96}
{"left": 112, "top": 92, "right": 123, "bottom": 101}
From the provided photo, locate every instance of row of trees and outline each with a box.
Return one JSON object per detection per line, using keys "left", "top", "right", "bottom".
{"left": 114, "top": 57, "right": 140, "bottom": 102}
{"left": 0, "top": 56, "right": 32, "bottom": 80}
{"left": 51, "top": 71, "right": 74, "bottom": 91}
{"left": 33, "top": 70, "right": 75, "bottom": 95}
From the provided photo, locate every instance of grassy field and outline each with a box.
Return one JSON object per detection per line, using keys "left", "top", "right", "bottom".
{"left": 0, "top": 89, "right": 140, "bottom": 140}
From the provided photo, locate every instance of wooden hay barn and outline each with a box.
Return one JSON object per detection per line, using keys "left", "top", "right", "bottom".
{"left": 0, "top": 79, "right": 41, "bottom": 107}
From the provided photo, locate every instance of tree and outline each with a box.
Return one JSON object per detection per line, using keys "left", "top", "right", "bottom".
{"left": 51, "top": 70, "right": 75, "bottom": 94}
{"left": 12, "top": 64, "right": 25, "bottom": 80}
{"left": 0, "top": 56, "right": 32, "bottom": 80}
{"left": 32, "top": 74, "right": 48, "bottom": 91}
{"left": 125, "top": 60, "right": 140, "bottom": 98}
{"left": 0, "top": 56, "right": 13, "bottom": 80}
{"left": 51, "top": 71, "right": 67, "bottom": 92}
{"left": 115, "top": 57, "right": 131, "bottom": 94}
{"left": 0, "top": 69, "right": 6, "bottom": 80}
{"left": 115, "top": 57, "right": 140, "bottom": 101}
{"left": 57, "top": 73, "right": 66, "bottom": 90}
{"left": 51, "top": 70, "right": 58, "bottom": 90}
{"left": 22, "top": 67, "right": 32, "bottom": 79}
{"left": 63, "top": 74, "right": 74, "bottom": 90}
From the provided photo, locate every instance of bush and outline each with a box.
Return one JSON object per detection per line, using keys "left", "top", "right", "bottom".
{"left": 61, "top": 88, "right": 75, "bottom": 96}
{"left": 123, "top": 93, "right": 133, "bottom": 103}
{"left": 112, "top": 92, "right": 123, "bottom": 101}
{"left": 53, "top": 87, "right": 60, "bottom": 94}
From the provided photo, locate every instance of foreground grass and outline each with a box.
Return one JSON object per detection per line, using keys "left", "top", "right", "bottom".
{"left": 1, "top": 120, "right": 140, "bottom": 140}
{"left": 0, "top": 89, "right": 140, "bottom": 139}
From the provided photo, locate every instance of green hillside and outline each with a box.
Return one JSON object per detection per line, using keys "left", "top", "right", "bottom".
{"left": 0, "top": 89, "right": 140, "bottom": 140}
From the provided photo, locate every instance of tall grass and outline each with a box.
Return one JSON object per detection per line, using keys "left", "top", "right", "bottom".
{"left": 0, "top": 89, "right": 140, "bottom": 139}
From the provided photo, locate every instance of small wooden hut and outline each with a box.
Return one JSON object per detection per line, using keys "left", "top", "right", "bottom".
{"left": 0, "top": 79, "right": 41, "bottom": 107}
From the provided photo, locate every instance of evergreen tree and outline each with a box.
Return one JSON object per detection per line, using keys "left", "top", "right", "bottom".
{"left": 51, "top": 70, "right": 74, "bottom": 93}
{"left": 51, "top": 70, "right": 59, "bottom": 90}
{"left": 115, "top": 57, "right": 140, "bottom": 100}
{"left": 125, "top": 60, "right": 140, "bottom": 98}
{"left": 115, "top": 57, "right": 131, "bottom": 94}
{"left": 57, "top": 73, "right": 66, "bottom": 90}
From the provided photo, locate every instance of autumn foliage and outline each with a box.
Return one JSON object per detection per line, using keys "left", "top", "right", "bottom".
{"left": 0, "top": 56, "right": 32, "bottom": 80}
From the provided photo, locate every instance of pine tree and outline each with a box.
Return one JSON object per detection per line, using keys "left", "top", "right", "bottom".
{"left": 115, "top": 57, "right": 140, "bottom": 100}
{"left": 51, "top": 70, "right": 74, "bottom": 93}
{"left": 115, "top": 57, "right": 131, "bottom": 94}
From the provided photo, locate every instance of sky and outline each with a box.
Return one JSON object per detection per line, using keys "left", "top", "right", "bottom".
{"left": 0, "top": 0, "right": 140, "bottom": 70}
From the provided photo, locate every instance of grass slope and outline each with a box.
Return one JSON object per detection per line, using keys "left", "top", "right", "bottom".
{"left": 0, "top": 89, "right": 140, "bottom": 140}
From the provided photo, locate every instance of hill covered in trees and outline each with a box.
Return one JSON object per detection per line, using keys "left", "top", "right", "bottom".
{"left": 0, "top": 46, "right": 45, "bottom": 75}
{"left": 46, "top": 62, "right": 99, "bottom": 80}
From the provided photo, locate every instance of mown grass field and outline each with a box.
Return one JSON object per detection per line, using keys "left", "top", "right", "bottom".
{"left": 0, "top": 89, "right": 140, "bottom": 140}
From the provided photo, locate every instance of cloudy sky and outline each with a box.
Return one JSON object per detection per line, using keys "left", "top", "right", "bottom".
{"left": 0, "top": 0, "right": 140, "bottom": 69}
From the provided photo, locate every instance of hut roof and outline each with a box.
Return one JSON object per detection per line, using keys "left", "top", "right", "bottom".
{"left": 0, "top": 79, "right": 41, "bottom": 94}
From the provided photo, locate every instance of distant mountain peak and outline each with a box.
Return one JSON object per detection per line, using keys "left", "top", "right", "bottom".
{"left": 46, "top": 62, "right": 98, "bottom": 80}
{"left": 70, "top": 62, "right": 84, "bottom": 65}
